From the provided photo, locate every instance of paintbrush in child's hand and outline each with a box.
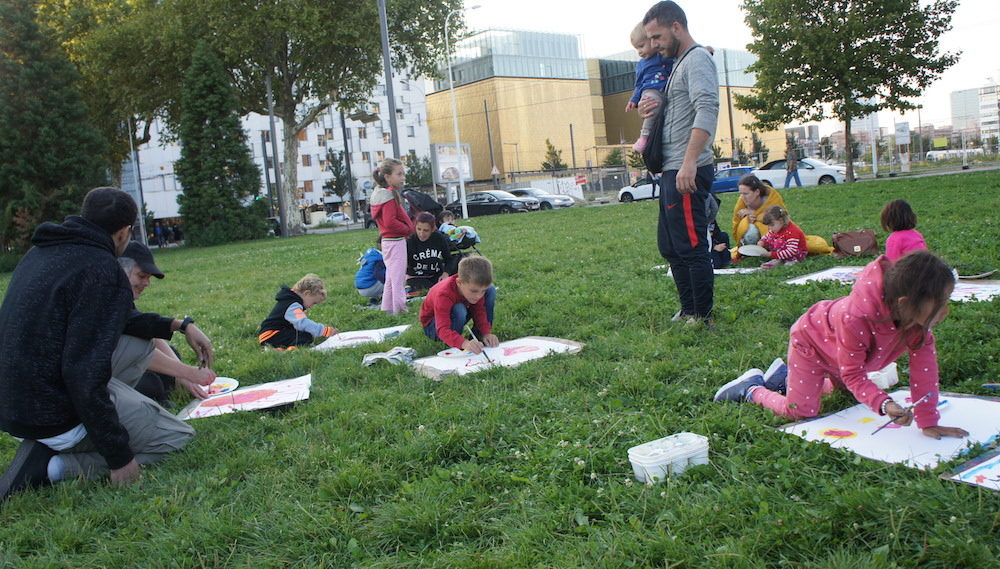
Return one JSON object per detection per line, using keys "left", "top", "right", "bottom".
{"left": 872, "top": 393, "right": 931, "bottom": 435}
{"left": 465, "top": 325, "right": 493, "bottom": 363}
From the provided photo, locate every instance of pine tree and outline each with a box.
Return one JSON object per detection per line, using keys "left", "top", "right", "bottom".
{"left": 175, "top": 41, "right": 268, "bottom": 246}
{"left": 323, "top": 148, "right": 353, "bottom": 201}
{"left": 541, "top": 139, "right": 567, "bottom": 170}
{"left": 602, "top": 148, "right": 625, "bottom": 167}
{"left": 0, "top": 0, "right": 108, "bottom": 250}
{"left": 404, "top": 150, "right": 434, "bottom": 188}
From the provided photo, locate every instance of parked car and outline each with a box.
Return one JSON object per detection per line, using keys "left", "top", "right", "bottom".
{"left": 617, "top": 177, "right": 658, "bottom": 202}
{"left": 445, "top": 190, "right": 539, "bottom": 217}
{"left": 509, "top": 188, "right": 575, "bottom": 210}
{"left": 711, "top": 166, "right": 754, "bottom": 193}
{"left": 750, "top": 158, "right": 846, "bottom": 187}
{"left": 325, "top": 211, "right": 352, "bottom": 225}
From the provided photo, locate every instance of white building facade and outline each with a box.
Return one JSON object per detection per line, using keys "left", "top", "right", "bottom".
{"left": 126, "top": 75, "right": 432, "bottom": 220}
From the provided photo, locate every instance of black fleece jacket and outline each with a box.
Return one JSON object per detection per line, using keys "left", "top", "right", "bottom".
{"left": 0, "top": 216, "right": 135, "bottom": 469}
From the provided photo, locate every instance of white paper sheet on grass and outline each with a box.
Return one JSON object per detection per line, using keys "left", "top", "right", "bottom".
{"left": 312, "top": 325, "right": 410, "bottom": 351}
{"left": 947, "top": 448, "right": 1000, "bottom": 491}
{"left": 782, "top": 266, "right": 1000, "bottom": 302}
{"left": 778, "top": 390, "right": 1000, "bottom": 470}
{"left": 411, "top": 336, "right": 584, "bottom": 380}
{"left": 177, "top": 374, "right": 311, "bottom": 420}
{"left": 653, "top": 265, "right": 761, "bottom": 275}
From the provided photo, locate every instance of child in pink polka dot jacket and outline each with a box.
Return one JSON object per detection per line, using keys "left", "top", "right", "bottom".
{"left": 714, "top": 250, "right": 969, "bottom": 440}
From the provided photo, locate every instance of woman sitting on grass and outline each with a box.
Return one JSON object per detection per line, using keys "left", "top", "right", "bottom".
{"left": 732, "top": 174, "right": 832, "bottom": 260}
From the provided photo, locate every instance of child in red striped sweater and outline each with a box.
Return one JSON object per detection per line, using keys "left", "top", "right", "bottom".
{"left": 758, "top": 206, "right": 807, "bottom": 269}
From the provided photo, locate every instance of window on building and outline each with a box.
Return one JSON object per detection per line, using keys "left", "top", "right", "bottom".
{"left": 261, "top": 130, "right": 270, "bottom": 143}
{"left": 317, "top": 134, "right": 326, "bottom": 146}
{"left": 407, "top": 126, "right": 415, "bottom": 137}
{"left": 383, "top": 132, "right": 391, "bottom": 144}
{"left": 326, "top": 127, "right": 334, "bottom": 139}
{"left": 302, "top": 154, "right": 311, "bottom": 167}
{"left": 370, "top": 102, "right": 380, "bottom": 113}
{"left": 319, "top": 159, "right": 327, "bottom": 170}
{"left": 297, "top": 130, "right": 307, "bottom": 142}
{"left": 358, "top": 127, "right": 367, "bottom": 139}
{"left": 417, "top": 114, "right": 423, "bottom": 126}
{"left": 376, "top": 151, "right": 385, "bottom": 162}
{"left": 303, "top": 180, "right": 313, "bottom": 192}
{"left": 362, "top": 151, "right": 371, "bottom": 163}
{"left": 396, "top": 109, "right": 404, "bottom": 120}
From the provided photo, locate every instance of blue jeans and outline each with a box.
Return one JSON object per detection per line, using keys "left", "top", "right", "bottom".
{"left": 784, "top": 169, "right": 801, "bottom": 188}
{"left": 423, "top": 285, "right": 496, "bottom": 340}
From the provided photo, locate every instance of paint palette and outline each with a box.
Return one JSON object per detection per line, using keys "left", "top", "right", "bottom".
{"left": 437, "top": 347, "right": 475, "bottom": 358}
{"left": 207, "top": 377, "right": 239, "bottom": 395}
{"left": 737, "top": 244, "right": 768, "bottom": 257}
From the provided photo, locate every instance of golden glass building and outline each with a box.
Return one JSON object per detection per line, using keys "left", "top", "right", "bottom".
{"left": 426, "top": 30, "right": 787, "bottom": 180}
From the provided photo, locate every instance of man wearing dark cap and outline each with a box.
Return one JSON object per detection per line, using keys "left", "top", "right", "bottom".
{"left": 0, "top": 188, "right": 196, "bottom": 504}
{"left": 117, "top": 240, "right": 216, "bottom": 404}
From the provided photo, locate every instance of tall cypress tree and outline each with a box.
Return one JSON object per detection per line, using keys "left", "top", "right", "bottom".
{"left": 175, "top": 41, "right": 268, "bottom": 246}
{"left": 0, "top": 0, "right": 108, "bottom": 250}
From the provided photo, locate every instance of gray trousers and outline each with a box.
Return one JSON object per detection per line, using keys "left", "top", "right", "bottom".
{"left": 59, "top": 336, "right": 195, "bottom": 480}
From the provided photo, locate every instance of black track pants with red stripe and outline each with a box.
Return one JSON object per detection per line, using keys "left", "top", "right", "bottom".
{"left": 656, "top": 165, "right": 715, "bottom": 319}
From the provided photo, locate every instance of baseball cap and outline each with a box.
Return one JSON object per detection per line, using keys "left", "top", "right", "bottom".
{"left": 122, "top": 241, "right": 165, "bottom": 279}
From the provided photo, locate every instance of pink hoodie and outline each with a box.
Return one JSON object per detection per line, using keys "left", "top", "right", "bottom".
{"left": 790, "top": 255, "right": 941, "bottom": 428}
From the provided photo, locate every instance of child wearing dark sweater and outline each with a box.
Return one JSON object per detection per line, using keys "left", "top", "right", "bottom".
{"left": 258, "top": 274, "right": 337, "bottom": 348}
{"left": 407, "top": 212, "right": 452, "bottom": 292}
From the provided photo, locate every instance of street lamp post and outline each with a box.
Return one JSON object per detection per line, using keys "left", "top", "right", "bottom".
{"left": 445, "top": 5, "right": 479, "bottom": 218}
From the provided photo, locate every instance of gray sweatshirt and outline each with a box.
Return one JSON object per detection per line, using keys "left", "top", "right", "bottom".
{"left": 659, "top": 46, "right": 719, "bottom": 171}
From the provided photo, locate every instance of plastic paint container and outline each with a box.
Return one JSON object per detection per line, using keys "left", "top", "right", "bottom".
{"left": 628, "top": 432, "right": 709, "bottom": 483}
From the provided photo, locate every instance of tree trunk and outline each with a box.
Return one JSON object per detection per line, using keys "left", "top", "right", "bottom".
{"left": 844, "top": 119, "right": 855, "bottom": 183}
{"left": 278, "top": 110, "right": 305, "bottom": 236}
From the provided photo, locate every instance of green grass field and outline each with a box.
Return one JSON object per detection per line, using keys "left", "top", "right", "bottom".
{"left": 1, "top": 170, "right": 999, "bottom": 568}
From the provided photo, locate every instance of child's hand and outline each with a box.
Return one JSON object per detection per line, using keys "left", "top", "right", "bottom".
{"left": 884, "top": 401, "right": 914, "bottom": 427}
{"left": 322, "top": 326, "right": 339, "bottom": 337}
{"left": 713, "top": 243, "right": 728, "bottom": 252}
{"left": 922, "top": 425, "right": 969, "bottom": 439}
{"left": 462, "top": 339, "right": 485, "bottom": 354}
{"left": 625, "top": 101, "right": 637, "bottom": 112}
{"left": 482, "top": 333, "right": 500, "bottom": 348}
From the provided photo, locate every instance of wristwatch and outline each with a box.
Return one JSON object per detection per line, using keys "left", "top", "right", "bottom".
{"left": 179, "top": 316, "right": 195, "bottom": 334}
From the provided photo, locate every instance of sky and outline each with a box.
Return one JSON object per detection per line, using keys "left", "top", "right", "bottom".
{"left": 464, "top": 0, "right": 999, "bottom": 135}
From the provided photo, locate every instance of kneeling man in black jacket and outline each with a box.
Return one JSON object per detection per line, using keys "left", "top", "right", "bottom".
{"left": 0, "top": 188, "right": 195, "bottom": 503}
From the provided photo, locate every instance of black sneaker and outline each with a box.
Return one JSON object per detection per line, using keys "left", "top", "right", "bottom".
{"left": 0, "top": 440, "right": 55, "bottom": 504}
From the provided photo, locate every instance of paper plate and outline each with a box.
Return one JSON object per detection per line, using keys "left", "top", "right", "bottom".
{"left": 738, "top": 244, "right": 768, "bottom": 257}
{"left": 437, "top": 347, "right": 474, "bottom": 358}
{"left": 208, "top": 377, "right": 239, "bottom": 395}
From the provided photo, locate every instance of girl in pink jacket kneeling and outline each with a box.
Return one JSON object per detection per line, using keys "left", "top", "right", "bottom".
{"left": 714, "top": 250, "right": 968, "bottom": 440}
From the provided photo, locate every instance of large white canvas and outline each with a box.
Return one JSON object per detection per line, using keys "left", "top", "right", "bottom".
{"left": 411, "top": 336, "right": 584, "bottom": 380}
{"left": 312, "top": 325, "right": 410, "bottom": 351}
{"left": 948, "top": 448, "right": 1000, "bottom": 491}
{"left": 178, "top": 374, "right": 312, "bottom": 420}
{"left": 778, "top": 390, "right": 1000, "bottom": 470}
{"left": 783, "top": 266, "right": 1000, "bottom": 302}
{"left": 654, "top": 265, "right": 761, "bottom": 275}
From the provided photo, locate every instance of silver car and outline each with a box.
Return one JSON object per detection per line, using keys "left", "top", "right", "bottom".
{"left": 509, "top": 188, "right": 575, "bottom": 210}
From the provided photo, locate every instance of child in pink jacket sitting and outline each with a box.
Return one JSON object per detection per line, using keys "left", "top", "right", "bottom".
{"left": 881, "top": 199, "right": 927, "bottom": 261}
{"left": 714, "top": 250, "right": 968, "bottom": 441}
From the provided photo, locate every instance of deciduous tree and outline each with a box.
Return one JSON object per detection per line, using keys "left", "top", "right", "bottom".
{"left": 82, "top": 0, "right": 460, "bottom": 236}
{"left": 736, "top": 0, "right": 958, "bottom": 182}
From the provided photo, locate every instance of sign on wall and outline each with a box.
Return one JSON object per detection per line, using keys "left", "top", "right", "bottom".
{"left": 431, "top": 143, "right": 473, "bottom": 184}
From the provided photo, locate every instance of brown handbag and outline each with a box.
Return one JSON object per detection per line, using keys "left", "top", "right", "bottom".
{"left": 831, "top": 229, "right": 880, "bottom": 258}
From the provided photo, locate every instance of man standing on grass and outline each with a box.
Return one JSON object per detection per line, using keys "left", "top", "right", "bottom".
{"left": 0, "top": 188, "right": 195, "bottom": 504}
{"left": 640, "top": 1, "right": 719, "bottom": 323}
